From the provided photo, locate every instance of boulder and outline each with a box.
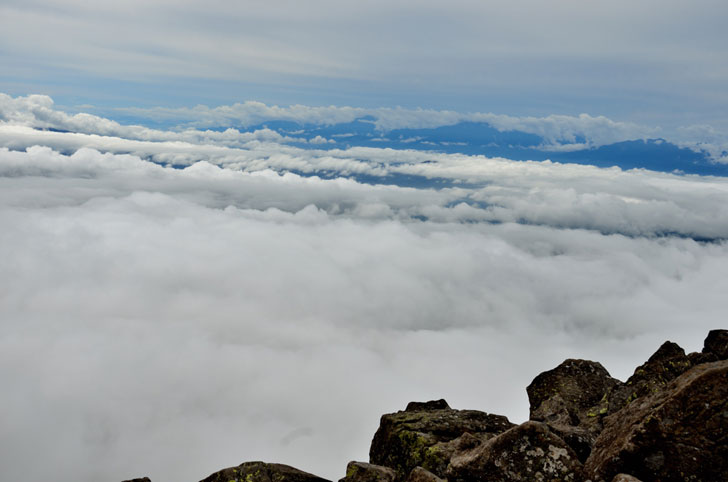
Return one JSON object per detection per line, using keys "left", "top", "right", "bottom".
{"left": 447, "top": 421, "right": 582, "bottom": 482}
{"left": 583, "top": 360, "right": 728, "bottom": 482}
{"left": 686, "top": 350, "right": 717, "bottom": 366}
{"left": 406, "top": 400, "right": 450, "bottom": 412}
{"left": 527, "top": 359, "right": 622, "bottom": 461}
{"left": 608, "top": 341, "right": 691, "bottom": 414}
{"left": 702, "top": 329, "right": 728, "bottom": 360}
{"left": 405, "top": 467, "right": 444, "bottom": 482}
{"left": 339, "top": 462, "right": 395, "bottom": 482}
{"left": 200, "top": 461, "right": 331, "bottom": 482}
{"left": 610, "top": 475, "right": 642, "bottom": 482}
{"left": 369, "top": 400, "right": 514, "bottom": 481}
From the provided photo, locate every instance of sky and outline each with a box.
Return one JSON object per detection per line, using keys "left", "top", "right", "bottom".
{"left": 1, "top": 2, "right": 728, "bottom": 482}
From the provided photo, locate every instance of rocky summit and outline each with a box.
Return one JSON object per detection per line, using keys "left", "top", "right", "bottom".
{"left": 125, "top": 329, "right": 728, "bottom": 482}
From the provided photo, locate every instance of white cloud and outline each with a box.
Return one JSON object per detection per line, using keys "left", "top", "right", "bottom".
{"left": 1, "top": 97, "right": 728, "bottom": 482}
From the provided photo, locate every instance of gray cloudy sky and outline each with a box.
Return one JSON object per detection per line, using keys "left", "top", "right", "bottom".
{"left": 1, "top": 97, "right": 727, "bottom": 482}
{"left": 2, "top": 0, "right": 728, "bottom": 128}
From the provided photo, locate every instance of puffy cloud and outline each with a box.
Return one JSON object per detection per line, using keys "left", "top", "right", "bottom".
{"left": 1, "top": 97, "right": 728, "bottom": 482}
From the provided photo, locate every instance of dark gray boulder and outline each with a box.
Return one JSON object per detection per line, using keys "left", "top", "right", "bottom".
{"left": 369, "top": 400, "right": 514, "bottom": 481}
{"left": 702, "top": 329, "right": 728, "bottom": 360}
{"left": 338, "top": 462, "right": 395, "bottom": 482}
{"left": 527, "top": 359, "right": 622, "bottom": 461}
{"left": 404, "top": 467, "right": 444, "bottom": 482}
{"left": 583, "top": 360, "right": 728, "bottom": 482}
{"left": 447, "top": 421, "right": 582, "bottom": 482}
{"left": 608, "top": 341, "right": 692, "bottom": 414}
{"left": 200, "top": 461, "right": 331, "bottom": 482}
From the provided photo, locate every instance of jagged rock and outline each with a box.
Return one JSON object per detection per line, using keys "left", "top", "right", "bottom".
{"left": 703, "top": 329, "right": 728, "bottom": 360}
{"left": 339, "top": 462, "right": 395, "bottom": 482}
{"left": 200, "top": 461, "right": 331, "bottom": 482}
{"left": 122, "top": 479, "right": 151, "bottom": 482}
{"left": 406, "top": 400, "right": 450, "bottom": 412}
{"left": 610, "top": 475, "right": 642, "bottom": 482}
{"left": 405, "top": 467, "right": 443, "bottom": 482}
{"left": 527, "top": 359, "right": 621, "bottom": 461}
{"left": 687, "top": 350, "right": 718, "bottom": 366}
{"left": 608, "top": 341, "right": 692, "bottom": 414}
{"left": 447, "top": 421, "right": 582, "bottom": 482}
{"left": 369, "top": 400, "right": 514, "bottom": 481}
{"left": 583, "top": 360, "right": 728, "bottom": 482}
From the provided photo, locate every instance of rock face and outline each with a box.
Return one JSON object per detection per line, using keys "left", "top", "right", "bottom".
{"left": 447, "top": 421, "right": 582, "bottom": 482}
{"left": 607, "top": 341, "right": 692, "bottom": 414}
{"left": 369, "top": 400, "right": 514, "bottom": 481}
{"left": 199, "top": 461, "right": 332, "bottom": 482}
{"left": 339, "top": 462, "right": 396, "bottom": 482}
{"left": 583, "top": 360, "right": 728, "bottom": 482}
{"left": 703, "top": 329, "right": 728, "bottom": 360}
{"left": 527, "top": 359, "right": 621, "bottom": 461}
{"left": 610, "top": 475, "right": 643, "bottom": 482}
{"left": 404, "top": 467, "right": 443, "bottom": 482}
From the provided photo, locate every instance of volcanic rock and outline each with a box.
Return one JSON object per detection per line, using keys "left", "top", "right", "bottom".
{"left": 369, "top": 400, "right": 513, "bottom": 481}
{"left": 447, "top": 421, "right": 582, "bottom": 482}
{"left": 702, "top": 329, "right": 728, "bottom": 360}
{"left": 527, "top": 359, "right": 621, "bottom": 461}
{"left": 200, "top": 461, "right": 331, "bottom": 482}
{"left": 405, "top": 467, "right": 444, "bottom": 482}
{"left": 583, "top": 360, "right": 728, "bottom": 482}
{"left": 339, "top": 462, "right": 396, "bottom": 482}
{"left": 607, "top": 341, "right": 691, "bottom": 414}
{"left": 610, "top": 475, "right": 642, "bottom": 482}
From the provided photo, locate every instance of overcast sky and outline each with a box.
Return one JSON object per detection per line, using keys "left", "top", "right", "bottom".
{"left": 2, "top": 0, "right": 728, "bottom": 129}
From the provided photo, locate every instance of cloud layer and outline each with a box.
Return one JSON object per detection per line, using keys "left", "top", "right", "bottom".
{"left": 1, "top": 97, "right": 727, "bottom": 482}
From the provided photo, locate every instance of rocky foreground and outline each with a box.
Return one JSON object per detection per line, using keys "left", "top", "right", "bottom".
{"left": 124, "top": 330, "right": 728, "bottom": 482}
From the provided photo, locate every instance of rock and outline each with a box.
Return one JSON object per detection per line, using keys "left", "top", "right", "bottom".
{"left": 610, "top": 475, "right": 642, "bottom": 482}
{"left": 608, "top": 341, "right": 691, "bottom": 414}
{"left": 339, "top": 462, "right": 396, "bottom": 482}
{"left": 405, "top": 467, "right": 443, "bottom": 482}
{"left": 369, "top": 400, "right": 514, "bottom": 481}
{"left": 200, "top": 461, "right": 331, "bottom": 482}
{"left": 447, "top": 421, "right": 582, "bottom": 482}
{"left": 527, "top": 359, "right": 621, "bottom": 461}
{"left": 122, "top": 479, "right": 151, "bottom": 482}
{"left": 406, "top": 400, "right": 450, "bottom": 412}
{"left": 687, "top": 350, "right": 718, "bottom": 366}
{"left": 702, "top": 329, "right": 728, "bottom": 360}
{"left": 583, "top": 360, "right": 728, "bottom": 482}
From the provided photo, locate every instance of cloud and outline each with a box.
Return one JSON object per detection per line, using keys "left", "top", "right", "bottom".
{"left": 2, "top": 97, "right": 728, "bottom": 482}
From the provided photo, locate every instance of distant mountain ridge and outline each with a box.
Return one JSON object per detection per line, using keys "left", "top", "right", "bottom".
{"left": 239, "top": 120, "right": 727, "bottom": 177}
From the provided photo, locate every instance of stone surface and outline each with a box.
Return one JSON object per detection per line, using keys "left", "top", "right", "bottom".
{"left": 405, "top": 400, "right": 450, "bottom": 412}
{"left": 200, "top": 461, "right": 331, "bottom": 482}
{"left": 339, "top": 462, "right": 395, "bottom": 482}
{"left": 702, "top": 329, "right": 728, "bottom": 360}
{"left": 687, "top": 350, "right": 718, "bottom": 366}
{"left": 447, "top": 421, "right": 582, "bottom": 482}
{"left": 369, "top": 400, "right": 514, "bottom": 481}
{"left": 610, "top": 475, "right": 642, "bottom": 482}
{"left": 583, "top": 360, "right": 728, "bottom": 482}
{"left": 404, "top": 467, "right": 443, "bottom": 482}
{"left": 608, "top": 341, "right": 692, "bottom": 414}
{"left": 527, "top": 359, "right": 621, "bottom": 461}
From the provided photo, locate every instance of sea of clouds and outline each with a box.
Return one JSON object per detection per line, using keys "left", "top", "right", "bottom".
{"left": 1, "top": 94, "right": 727, "bottom": 482}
